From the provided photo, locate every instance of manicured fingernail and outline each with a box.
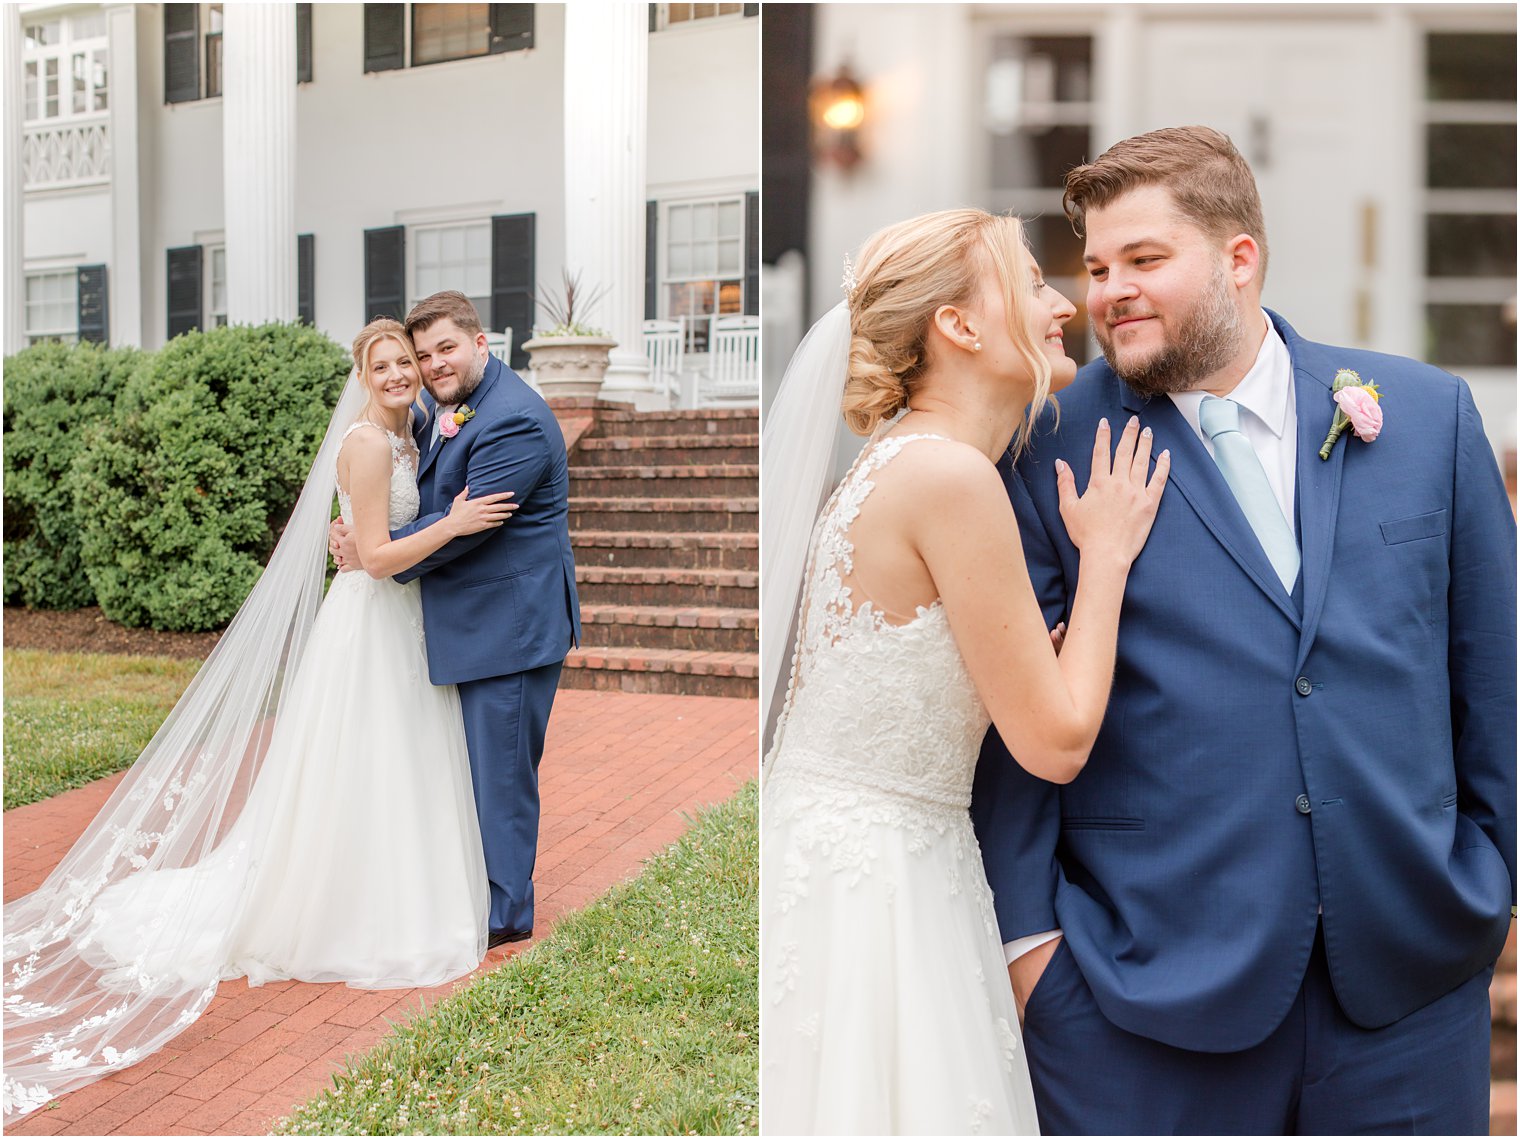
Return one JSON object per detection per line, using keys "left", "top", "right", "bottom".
{"left": 1129, "top": 415, "right": 1139, "bottom": 427}
{"left": 1099, "top": 418, "right": 1109, "bottom": 429}
{"left": 1054, "top": 458, "right": 1067, "bottom": 472}
{"left": 1142, "top": 426, "right": 1152, "bottom": 438}
{"left": 1160, "top": 449, "right": 1170, "bottom": 459}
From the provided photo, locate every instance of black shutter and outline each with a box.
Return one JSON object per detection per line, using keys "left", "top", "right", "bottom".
{"left": 77, "top": 264, "right": 108, "bottom": 344}
{"left": 166, "top": 246, "right": 203, "bottom": 339}
{"left": 297, "top": 234, "right": 315, "bottom": 325}
{"left": 488, "top": 5, "right": 534, "bottom": 54}
{"left": 648, "top": 4, "right": 658, "bottom": 33}
{"left": 164, "top": 3, "right": 200, "bottom": 104}
{"left": 743, "top": 3, "right": 759, "bottom": 15}
{"left": 743, "top": 190, "right": 759, "bottom": 317}
{"left": 490, "top": 213, "right": 535, "bottom": 371}
{"left": 364, "top": 4, "right": 405, "bottom": 73}
{"left": 645, "top": 200, "right": 658, "bottom": 320}
{"left": 296, "top": 3, "right": 313, "bottom": 83}
{"left": 364, "top": 226, "right": 406, "bottom": 321}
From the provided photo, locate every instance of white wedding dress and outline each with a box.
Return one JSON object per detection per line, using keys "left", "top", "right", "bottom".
{"left": 4, "top": 421, "right": 486, "bottom": 1114}
{"left": 761, "top": 434, "right": 1040, "bottom": 1136}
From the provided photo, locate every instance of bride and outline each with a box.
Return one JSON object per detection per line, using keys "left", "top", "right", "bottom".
{"left": 759, "top": 209, "right": 1170, "bottom": 1134}
{"left": 3, "top": 318, "right": 513, "bottom": 1116}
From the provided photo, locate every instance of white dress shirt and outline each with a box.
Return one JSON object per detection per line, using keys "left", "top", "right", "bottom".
{"left": 1003, "top": 311, "right": 1300, "bottom": 967}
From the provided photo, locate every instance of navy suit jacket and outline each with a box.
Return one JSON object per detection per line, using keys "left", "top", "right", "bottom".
{"left": 970, "top": 311, "right": 1516, "bottom": 1052}
{"left": 391, "top": 355, "right": 580, "bottom": 685}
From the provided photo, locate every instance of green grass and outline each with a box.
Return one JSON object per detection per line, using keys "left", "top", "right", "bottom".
{"left": 277, "top": 780, "right": 759, "bottom": 1137}
{"left": 3, "top": 649, "right": 201, "bottom": 810}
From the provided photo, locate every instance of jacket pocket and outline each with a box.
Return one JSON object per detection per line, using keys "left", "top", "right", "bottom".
{"left": 1380, "top": 509, "right": 1447, "bottom": 546}
{"left": 463, "top": 567, "right": 530, "bottom": 589}
{"left": 1061, "top": 816, "right": 1145, "bottom": 832}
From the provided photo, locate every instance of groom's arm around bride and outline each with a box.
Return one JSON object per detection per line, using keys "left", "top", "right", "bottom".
{"left": 971, "top": 126, "right": 1515, "bottom": 1136}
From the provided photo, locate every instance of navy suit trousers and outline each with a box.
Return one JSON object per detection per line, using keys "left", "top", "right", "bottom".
{"left": 457, "top": 661, "right": 563, "bottom": 936}
{"left": 1021, "top": 929, "right": 1492, "bottom": 1135}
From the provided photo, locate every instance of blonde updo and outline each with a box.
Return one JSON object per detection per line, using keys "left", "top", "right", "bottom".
{"left": 840, "top": 209, "right": 1055, "bottom": 457}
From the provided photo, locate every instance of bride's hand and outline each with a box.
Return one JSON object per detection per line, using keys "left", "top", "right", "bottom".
{"left": 446, "top": 485, "right": 518, "bottom": 536}
{"left": 1056, "top": 416, "right": 1169, "bottom": 566}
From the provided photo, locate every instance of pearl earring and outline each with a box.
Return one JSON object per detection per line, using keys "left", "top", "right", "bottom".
{"left": 974, "top": 341, "right": 982, "bottom": 352}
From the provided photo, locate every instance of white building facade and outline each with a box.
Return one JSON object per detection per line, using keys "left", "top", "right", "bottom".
{"left": 779, "top": 3, "right": 1516, "bottom": 464}
{"left": 11, "top": 2, "right": 760, "bottom": 409}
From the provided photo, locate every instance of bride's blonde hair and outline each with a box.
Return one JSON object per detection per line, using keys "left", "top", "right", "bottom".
{"left": 842, "top": 209, "right": 1055, "bottom": 458}
{"left": 351, "top": 318, "right": 423, "bottom": 427}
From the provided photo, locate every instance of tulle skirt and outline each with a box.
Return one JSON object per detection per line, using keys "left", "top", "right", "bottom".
{"left": 85, "top": 572, "right": 488, "bottom": 991}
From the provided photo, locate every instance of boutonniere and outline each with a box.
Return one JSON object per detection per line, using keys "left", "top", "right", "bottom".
{"left": 1318, "top": 369, "right": 1383, "bottom": 460}
{"left": 437, "top": 404, "right": 476, "bottom": 442}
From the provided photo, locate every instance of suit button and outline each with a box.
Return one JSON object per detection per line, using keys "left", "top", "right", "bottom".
{"left": 1295, "top": 794, "right": 1312, "bottom": 815}
{"left": 1295, "top": 676, "right": 1313, "bottom": 696}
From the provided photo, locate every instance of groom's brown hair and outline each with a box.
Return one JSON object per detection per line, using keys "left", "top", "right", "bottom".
{"left": 404, "top": 290, "right": 484, "bottom": 339}
{"left": 1062, "top": 125, "right": 1269, "bottom": 281}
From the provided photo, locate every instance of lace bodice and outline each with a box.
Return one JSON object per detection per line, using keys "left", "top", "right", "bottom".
{"left": 337, "top": 422, "right": 420, "bottom": 529}
{"left": 768, "top": 434, "right": 991, "bottom": 813}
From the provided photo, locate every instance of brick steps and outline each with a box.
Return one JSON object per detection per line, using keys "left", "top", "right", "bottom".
{"left": 591, "top": 407, "right": 758, "bottom": 439}
{"left": 580, "top": 603, "right": 757, "bottom": 652}
{"left": 562, "top": 403, "right": 758, "bottom": 698}
{"left": 576, "top": 434, "right": 759, "bottom": 466}
{"left": 571, "top": 464, "right": 759, "bottom": 498}
{"left": 569, "top": 497, "right": 758, "bottom": 532}
{"left": 576, "top": 565, "right": 756, "bottom": 609}
{"left": 562, "top": 646, "right": 758, "bottom": 699}
{"left": 571, "top": 531, "right": 757, "bottom": 572}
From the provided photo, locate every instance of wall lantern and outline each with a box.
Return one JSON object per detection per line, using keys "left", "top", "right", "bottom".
{"left": 810, "top": 63, "right": 866, "bottom": 170}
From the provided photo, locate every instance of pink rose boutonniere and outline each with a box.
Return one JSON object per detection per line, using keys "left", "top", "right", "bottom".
{"left": 437, "top": 404, "right": 476, "bottom": 443}
{"left": 1318, "top": 369, "right": 1383, "bottom": 460}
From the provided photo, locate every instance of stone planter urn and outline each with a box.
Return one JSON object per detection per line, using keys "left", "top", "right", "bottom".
{"left": 522, "top": 335, "right": 618, "bottom": 397}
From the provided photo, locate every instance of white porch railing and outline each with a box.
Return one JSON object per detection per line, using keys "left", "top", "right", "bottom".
{"left": 23, "top": 117, "right": 110, "bottom": 190}
{"left": 702, "top": 314, "right": 760, "bottom": 405}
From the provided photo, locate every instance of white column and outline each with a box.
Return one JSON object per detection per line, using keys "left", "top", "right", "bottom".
{"left": 106, "top": 4, "right": 141, "bottom": 346}
{"left": 4, "top": 7, "right": 25, "bottom": 355}
{"left": 563, "top": 5, "right": 655, "bottom": 406}
{"left": 222, "top": 3, "right": 296, "bottom": 325}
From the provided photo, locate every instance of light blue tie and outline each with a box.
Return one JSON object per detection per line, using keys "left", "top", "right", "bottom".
{"left": 1198, "top": 396, "right": 1300, "bottom": 591}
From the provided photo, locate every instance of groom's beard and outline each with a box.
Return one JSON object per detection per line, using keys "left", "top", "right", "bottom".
{"left": 426, "top": 351, "right": 486, "bottom": 405}
{"left": 1095, "top": 266, "right": 1246, "bottom": 397}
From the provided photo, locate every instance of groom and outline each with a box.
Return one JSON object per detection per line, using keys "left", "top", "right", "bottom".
{"left": 972, "top": 126, "right": 1515, "bottom": 1134}
{"left": 334, "top": 291, "right": 580, "bottom": 947}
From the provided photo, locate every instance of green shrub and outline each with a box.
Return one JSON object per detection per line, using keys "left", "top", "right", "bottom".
{"left": 3, "top": 340, "right": 144, "bottom": 609}
{"left": 69, "top": 322, "right": 350, "bottom": 631}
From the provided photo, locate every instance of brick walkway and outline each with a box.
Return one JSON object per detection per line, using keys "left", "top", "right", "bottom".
{"left": 5, "top": 689, "right": 757, "bottom": 1136}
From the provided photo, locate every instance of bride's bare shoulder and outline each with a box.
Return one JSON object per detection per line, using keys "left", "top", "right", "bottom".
{"left": 875, "top": 434, "right": 1004, "bottom": 497}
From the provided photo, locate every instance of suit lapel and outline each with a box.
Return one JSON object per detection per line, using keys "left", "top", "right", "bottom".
{"left": 1280, "top": 321, "right": 1347, "bottom": 670}
{"left": 1121, "top": 379, "right": 1301, "bottom": 630}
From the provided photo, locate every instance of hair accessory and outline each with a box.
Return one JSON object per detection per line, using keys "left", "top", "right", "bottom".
{"left": 841, "top": 253, "right": 859, "bottom": 300}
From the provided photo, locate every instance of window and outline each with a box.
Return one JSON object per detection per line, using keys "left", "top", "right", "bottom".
{"left": 364, "top": 4, "right": 534, "bottom": 74}
{"left": 23, "top": 14, "right": 108, "bottom": 124}
{"left": 25, "top": 271, "right": 79, "bottom": 345}
{"left": 653, "top": 3, "right": 744, "bottom": 31}
{"left": 413, "top": 4, "right": 490, "bottom": 66}
{"left": 1421, "top": 31, "right": 1517, "bottom": 369}
{"left": 165, "top": 4, "right": 309, "bottom": 103}
{"left": 208, "top": 245, "right": 228, "bottom": 328}
{"left": 205, "top": 5, "right": 224, "bottom": 99}
{"left": 410, "top": 221, "right": 491, "bottom": 319}
{"left": 980, "top": 31, "right": 1095, "bottom": 366}
{"left": 663, "top": 197, "right": 746, "bottom": 351}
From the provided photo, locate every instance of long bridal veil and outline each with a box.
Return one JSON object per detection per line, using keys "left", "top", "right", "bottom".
{"left": 759, "top": 302, "right": 853, "bottom": 758}
{"left": 3, "top": 374, "right": 366, "bottom": 1116}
